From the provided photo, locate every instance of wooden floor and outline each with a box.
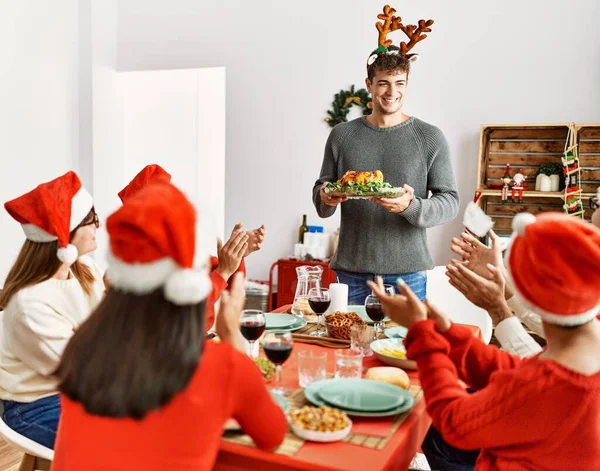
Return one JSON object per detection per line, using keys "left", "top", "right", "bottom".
{"left": 0, "top": 436, "right": 24, "bottom": 471}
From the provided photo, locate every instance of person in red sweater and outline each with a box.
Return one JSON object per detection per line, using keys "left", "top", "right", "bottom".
{"left": 117, "top": 164, "right": 266, "bottom": 330}
{"left": 369, "top": 212, "right": 600, "bottom": 471}
{"left": 52, "top": 182, "right": 287, "bottom": 471}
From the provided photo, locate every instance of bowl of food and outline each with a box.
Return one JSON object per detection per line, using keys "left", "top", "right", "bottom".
{"left": 288, "top": 406, "right": 352, "bottom": 442}
{"left": 324, "top": 312, "right": 366, "bottom": 340}
{"left": 370, "top": 338, "right": 416, "bottom": 370}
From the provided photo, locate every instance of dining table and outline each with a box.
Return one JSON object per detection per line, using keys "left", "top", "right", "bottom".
{"left": 215, "top": 305, "right": 482, "bottom": 471}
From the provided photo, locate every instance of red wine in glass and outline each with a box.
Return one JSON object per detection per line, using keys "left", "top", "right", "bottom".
{"left": 366, "top": 304, "right": 385, "bottom": 322}
{"left": 240, "top": 320, "right": 266, "bottom": 341}
{"left": 308, "top": 298, "right": 331, "bottom": 316}
{"left": 263, "top": 343, "right": 293, "bottom": 365}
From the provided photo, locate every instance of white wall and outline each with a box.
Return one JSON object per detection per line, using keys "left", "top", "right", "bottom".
{"left": 91, "top": 0, "right": 122, "bottom": 269}
{"left": 119, "top": 67, "right": 226, "bottom": 241}
{"left": 117, "top": 0, "right": 600, "bottom": 280}
{"left": 0, "top": 1, "right": 80, "bottom": 282}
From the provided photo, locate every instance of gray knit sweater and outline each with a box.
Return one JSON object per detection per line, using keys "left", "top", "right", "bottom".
{"left": 312, "top": 116, "right": 459, "bottom": 274}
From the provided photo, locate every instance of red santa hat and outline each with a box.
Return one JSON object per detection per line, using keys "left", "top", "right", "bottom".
{"left": 506, "top": 212, "right": 600, "bottom": 326}
{"left": 4, "top": 171, "right": 93, "bottom": 264}
{"left": 106, "top": 181, "right": 211, "bottom": 305}
{"left": 118, "top": 164, "right": 172, "bottom": 203}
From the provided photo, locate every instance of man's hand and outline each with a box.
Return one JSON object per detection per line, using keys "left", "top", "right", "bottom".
{"left": 446, "top": 259, "right": 512, "bottom": 326}
{"left": 367, "top": 276, "right": 427, "bottom": 328}
{"left": 320, "top": 182, "right": 348, "bottom": 207}
{"left": 215, "top": 229, "right": 248, "bottom": 280}
{"left": 215, "top": 273, "right": 246, "bottom": 353}
{"left": 370, "top": 184, "right": 414, "bottom": 213}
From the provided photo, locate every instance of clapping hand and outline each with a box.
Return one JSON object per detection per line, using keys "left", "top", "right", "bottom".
{"left": 216, "top": 227, "right": 248, "bottom": 280}
{"left": 367, "top": 276, "right": 427, "bottom": 328}
{"left": 244, "top": 224, "right": 265, "bottom": 257}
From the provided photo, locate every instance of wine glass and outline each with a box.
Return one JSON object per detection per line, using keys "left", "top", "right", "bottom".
{"left": 382, "top": 284, "right": 395, "bottom": 296}
{"left": 308, "top": 288, "right": 330, "bottom": 337}
{"left": 262, "top": 331, "right": 294, "bottom": 396}
{"left": 240, "top": 309, "right": 266, "bottom": 359}
{"left": 365, "top": 294, "right": 385, "bottom": 336}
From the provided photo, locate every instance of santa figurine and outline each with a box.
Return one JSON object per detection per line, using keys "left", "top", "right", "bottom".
{"left": 501, "top": 164, "right": 512, "bottom": 204}
{"left": 512, "top": 168, "right": 526, "bottom": 203}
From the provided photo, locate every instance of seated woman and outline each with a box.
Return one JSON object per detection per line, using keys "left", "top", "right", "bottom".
{"left": 52, "top": 182, "right": 287, "bottom": 471}
{"left": 0, "top": 171, "right": 104, "bottom": 449}
{"left": 117, "top": 164, "right": 265, "bottom": 330}
{"left": 370, "top": 212, "right": 600, "bottom": 471}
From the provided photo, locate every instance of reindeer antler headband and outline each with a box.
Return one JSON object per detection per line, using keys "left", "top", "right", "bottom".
{"left": 367, "top": 5, "right": 434, "bottom": 66}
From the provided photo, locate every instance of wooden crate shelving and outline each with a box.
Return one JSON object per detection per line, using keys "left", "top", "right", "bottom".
{"left": 476, "top": 124, "right": 600, "bottom": 235}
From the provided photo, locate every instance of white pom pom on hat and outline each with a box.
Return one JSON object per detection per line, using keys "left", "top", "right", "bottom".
{"left": 164, "top": 269, "right": 211, "bottom": 306}
{"left": 57, "top": 244, "right": 79, "bottom": 265}
{"left": 512, "top": 212, "right": 537, "bottom": 236}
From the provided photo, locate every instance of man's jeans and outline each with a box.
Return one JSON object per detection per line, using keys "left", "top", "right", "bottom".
{"left": 335, "top": 270, "right": 427, "bottom": 304}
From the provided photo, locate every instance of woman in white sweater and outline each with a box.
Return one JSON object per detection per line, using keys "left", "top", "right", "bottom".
{"left": 0, "top": 171, "right": 105, "bottom": 449}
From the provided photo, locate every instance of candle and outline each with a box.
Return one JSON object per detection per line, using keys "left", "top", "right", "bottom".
{"left": 327, "top": 283, "right": 348, "bottom": 314}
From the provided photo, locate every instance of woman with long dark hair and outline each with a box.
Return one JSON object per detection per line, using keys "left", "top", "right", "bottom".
{"left": 0, "top": 171, "right": 104, "bottom": 449}
{"left": 53, "top": 182, "right": 287, "bottom": 470}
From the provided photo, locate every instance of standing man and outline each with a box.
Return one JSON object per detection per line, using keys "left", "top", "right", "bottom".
{"left": 313, "top": 6, "right": 459, "bottom": 303}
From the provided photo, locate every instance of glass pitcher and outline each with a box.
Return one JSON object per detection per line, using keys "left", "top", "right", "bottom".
{"left": 291, "top": 265, "right": 323, "bottom": 318}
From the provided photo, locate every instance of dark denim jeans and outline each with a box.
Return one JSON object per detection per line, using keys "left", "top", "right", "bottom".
{"left": 335, "top": 270, "right": 427, "bottom": 304}
{"left": 421, "top": 425, "right": 479, "bottom": 471}
{"left": 2, "top": 394, "right": 60, "bottom": 449}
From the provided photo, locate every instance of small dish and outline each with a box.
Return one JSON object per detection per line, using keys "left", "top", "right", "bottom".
{"left": 370, "top": 338, "right": 416, "bottom": 370}
{"left": 289, "top": 420, "right": 352, "bottom": 443}
{"left": 288, "top": 406, "right": 352, "bottom": 443}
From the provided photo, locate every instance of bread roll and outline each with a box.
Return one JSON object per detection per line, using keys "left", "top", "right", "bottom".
{"left": 365, "top": 366, "right": 410, "bottom": 389}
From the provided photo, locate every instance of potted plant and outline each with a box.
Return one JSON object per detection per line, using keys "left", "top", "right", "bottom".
{"left": 537, "top": 162, "right": 564, "bottom": 191}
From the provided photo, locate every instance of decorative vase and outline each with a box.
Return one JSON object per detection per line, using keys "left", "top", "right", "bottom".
{"left": 549, "top": 174, "right": 560, "bottom": 192}
{"left": 538, "top": 174, "right": 551, "bottom": 192}
{"left": 535, "top": 174, "right": 544, "bottom": 191}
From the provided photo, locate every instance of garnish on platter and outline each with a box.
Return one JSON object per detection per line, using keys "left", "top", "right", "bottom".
{"left": 325, "top": 170, "right": 405, "bottom": 199}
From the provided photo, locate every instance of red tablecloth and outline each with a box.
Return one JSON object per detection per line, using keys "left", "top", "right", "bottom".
{"left": 215, "top": 307, "right": 482, "bottom": 471}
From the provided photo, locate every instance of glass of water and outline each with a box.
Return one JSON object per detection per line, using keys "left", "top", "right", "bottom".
{"left": 350, "top": 324, "right": 373, "bottom": 357}
{"left": 298, "top": 350, "right": 327, "bottom": 387}
{"left": 334, "top": 349, "right": 363, "bottom": 379}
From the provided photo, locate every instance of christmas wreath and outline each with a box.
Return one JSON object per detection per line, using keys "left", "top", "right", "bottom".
{"left": 324, "top": 85, "right": 372, "bottom": 128}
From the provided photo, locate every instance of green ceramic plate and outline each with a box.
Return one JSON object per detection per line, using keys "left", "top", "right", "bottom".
{"left": 318, "top": 379, "right": 404, "bottom": 412}
{"left": 265, "top": 313, "right": 297, "bottom": 329}
{"left": 384, "top": 326, "right": 408, "bottom": 339}
{"left": 347, "top": 305, "right": 390, "bottom": 324}
{"left": 266, "top": 316, "right": 307, "bottom": 332}
{"left": 304, "top": 379, "right": 414, "bottom": 417}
